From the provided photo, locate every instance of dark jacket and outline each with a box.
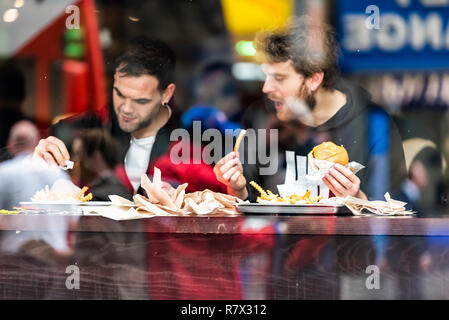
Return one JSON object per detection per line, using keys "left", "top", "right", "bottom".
{"left": 246, "top": 78, "right": 407, "bottom": 201}
{"left": 90, "top": 174, "right": 133, "bottom": 201}
{"left": 52, "top": 111, "right": 226, "bottom": 195}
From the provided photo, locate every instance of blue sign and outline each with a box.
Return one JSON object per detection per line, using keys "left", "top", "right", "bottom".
{"left": 336, "top": 0, "right": 449, "bottom": 73}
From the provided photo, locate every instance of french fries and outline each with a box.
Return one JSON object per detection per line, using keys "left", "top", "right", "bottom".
{"left": 234, "top": 129, "right": 246, "bottom": 153}
{"left": 76, "top": 186, "right": 93, "bottom": 202}
{"left": 80, "top": 192, "right": 93, "bottom": 202}
{"left": 31, "top": 180, "right": 93, "bottom": 202}
{"left": 249, "top": 181, "right": 322, "bottom": 204}
{"left": 249, "top": 181, "right": 268, "bottom": 198}
{"left": 0, "top": 209, "right": 21, "bottom": 214}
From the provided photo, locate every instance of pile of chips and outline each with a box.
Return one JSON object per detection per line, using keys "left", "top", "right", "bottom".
{"left": 31, "top": 180, "right": 92, "bottom": 202}
{"left": 249, "top": 181, "right": 322, "bottom": 204}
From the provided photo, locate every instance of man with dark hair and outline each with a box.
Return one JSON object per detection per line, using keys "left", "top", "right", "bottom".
{"left": 115, "top": 36, "right": 176, "bottom": 92}
{"left": 215, "top": 16, "right": 407, "bottom": 201}
{"left": 34, "top": 37, "right": 178, "bottom": 193}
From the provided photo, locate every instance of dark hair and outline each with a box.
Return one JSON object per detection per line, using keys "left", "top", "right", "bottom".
{"left": 255, "top": 16, "right": 340, "bottom": 89}
{"left": 115, "top": 36, "right": 176, "bottom": 91}
{"left": 80, "top": 128, "right": 119, "bottom": 169}
{"left": 200, "top": 61, "right": 233, "bottom": 78}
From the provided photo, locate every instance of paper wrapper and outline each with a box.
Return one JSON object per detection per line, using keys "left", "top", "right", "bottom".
{"left": 342, "top": 192, "right": 414, "bottom": 216}
{"left": 82, "top": 206, "right": 145, "bottom": 221}
{"left": 83, "top": 167, "right": 243, "bottom": 220}
{"left": 307, "top": 151, "right": 365, "bottom": 179}
{"left": 277, "top": 151, "right": 333, "bottom": 199}
{"left": 277, "top": 150, "right": 365, "bottom": 200}
{"left": 318, "top": 192, "right": 414, "bottom": 216}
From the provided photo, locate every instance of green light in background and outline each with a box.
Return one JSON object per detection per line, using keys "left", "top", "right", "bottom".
{"left": 65, "top": 28, "right": 84, "bottom": 42}
{"left": 64, "top": 28, "right": 85, "bottom": 60}
{"left": 64, "top": 43, "right": 85, "bottom": 59}
{"left": 235, "top": 41, "right": 256, "bottom": 56}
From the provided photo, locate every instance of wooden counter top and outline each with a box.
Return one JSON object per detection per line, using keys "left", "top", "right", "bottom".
{"left": 1, "top": 213, "right": 449, "bottom": 236}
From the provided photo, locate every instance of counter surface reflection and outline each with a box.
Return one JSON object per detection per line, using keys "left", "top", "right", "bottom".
{"left": 0, "top": 212, "right": 449, "bottom": 299}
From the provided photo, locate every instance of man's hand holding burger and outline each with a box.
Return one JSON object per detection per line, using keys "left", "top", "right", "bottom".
{"left": 213, "top": 152, "right": 248, "bottom": 200}
{"left": 312, "top": 141, "right": 367, "bottom": 200}
{"left": 323, "top": 163, "right": 367, "bottom": 199}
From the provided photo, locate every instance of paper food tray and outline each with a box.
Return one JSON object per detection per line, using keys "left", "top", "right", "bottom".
{"left": 235, "top": 202, "right": 352, "bottom": 215}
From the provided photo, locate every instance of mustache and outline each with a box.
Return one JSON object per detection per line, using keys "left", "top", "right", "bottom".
{"left": 118, "top": 112, "right": 136, "bottom": 118}
{"left": 267, "top": 91, "right": 316, "bottom": 108}
{"left": 267, "top": 94, "right": 283, "bottom": 102}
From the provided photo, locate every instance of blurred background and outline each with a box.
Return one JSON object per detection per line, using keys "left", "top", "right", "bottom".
{"left": 0, "top": 0, "right": 448, "bottom": 213}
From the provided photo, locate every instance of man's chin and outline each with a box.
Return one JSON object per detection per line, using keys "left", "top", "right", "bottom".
{"left": 118, "top": 122, "right": 137, "bottom": 134}
{"left": 276, "top": 110, "right": 295, "bottom": 122}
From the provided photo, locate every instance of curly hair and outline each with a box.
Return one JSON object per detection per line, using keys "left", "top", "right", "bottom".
{"left": 255, "top": 16, "right": 340, "bottom": 89}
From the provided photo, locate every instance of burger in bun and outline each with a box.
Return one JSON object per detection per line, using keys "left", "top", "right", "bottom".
{"left": 312, "top": 141, "right": 349, "bottom": 166}
{"left": 307, "top": 141, "right": 363, "bottom": 178}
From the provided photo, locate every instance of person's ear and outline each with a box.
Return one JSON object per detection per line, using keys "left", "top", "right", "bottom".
{"left": 307, "top": 72, "right": 324, "bottom": 92}
{"left": 162, "top": 83, "right": 176, "bottom": 105}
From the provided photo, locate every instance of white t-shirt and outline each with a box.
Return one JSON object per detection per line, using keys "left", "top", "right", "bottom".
{"left": 124, "top": 135, "right": 156, "bottom": 192}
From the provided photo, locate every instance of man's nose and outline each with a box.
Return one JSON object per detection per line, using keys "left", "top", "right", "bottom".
{"left": 121, "top": 99, "right": 133, "bottom": 113}
{"left": 262, "top": 79, "right": 274, "bottom": 94}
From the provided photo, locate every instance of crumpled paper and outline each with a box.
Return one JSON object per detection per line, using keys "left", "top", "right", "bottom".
{"left": 84, "top": 167, "right": 242, "bottom": 220}
{"left": 276, "top": 150, "right": 365, "bottom": 200}
{"left": 319, "top": 192, "right": 414, "bottom": 216}
{"left": 307, "top": 150, "right": 365, "bottom": 179}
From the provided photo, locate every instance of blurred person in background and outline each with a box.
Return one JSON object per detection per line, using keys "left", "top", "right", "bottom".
{"left": 394, "top": 116, "right": 445, "bottom": 213}
{"left": 0, "top": 60, "right": 28, "bottom": 161}
{"left": 440, "top": 112, "right": 449, "bottom": 210}
{"left": 192, "top": 61, "right": 243, "bottom": 121}
{"left": 0, "top": 120, "right": 68, "bottom": 210}
{"left": 215, "top": 16, "right": 407, "bottom": 201}
{"left": 398, "top": 149, "right": 444, "bottom": 214}
{"left": 396, "top": 159, "right": 426, "bottom": 213}
{"left": 6, "top": 120, "right": 40, "bottom": 158}
{"left": 0, "top": 120, "right": 76, "bottom": 264}
{"left": 72, "top": 128, "right": 133, "bottom": 201}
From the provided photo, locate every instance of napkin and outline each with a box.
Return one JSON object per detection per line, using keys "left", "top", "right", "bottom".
{"left": 81, "top": 167, "right": 242, "bottom": 220}
{"left": 338, "top": 192, "right": 414, "bottom": 216}
{"left": 277, "top": 150, "right": 365, "bottom": 200}
{"left": 81, "top": 206, "right": 153, "bottom": 221}
{"left": 277, "top": 151, "right": 332, "bottom": 199}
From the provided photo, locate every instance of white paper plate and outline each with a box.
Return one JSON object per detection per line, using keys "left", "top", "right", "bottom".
{"left": 235, "top": 202, "right": 351, "bottom": 215}
{"left": 20, "top": 201, "right": 114, "bottom": 207}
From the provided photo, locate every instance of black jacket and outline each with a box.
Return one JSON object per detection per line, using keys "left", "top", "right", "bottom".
{"left": 246, "top": 78, "right": 407, "bottom": 201}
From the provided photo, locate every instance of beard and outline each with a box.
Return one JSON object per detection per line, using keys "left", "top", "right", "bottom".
{"left": 299, "top": 82, "right": 316, "bottom": 110}
{"left": 272, "top": 83, "right": 317, "bottom": 123}
{"left": 133, "top": 104, "right": 162, "bottom": 133}
{"left": 118, "top": 103, "right": 162, "bottom": 134}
